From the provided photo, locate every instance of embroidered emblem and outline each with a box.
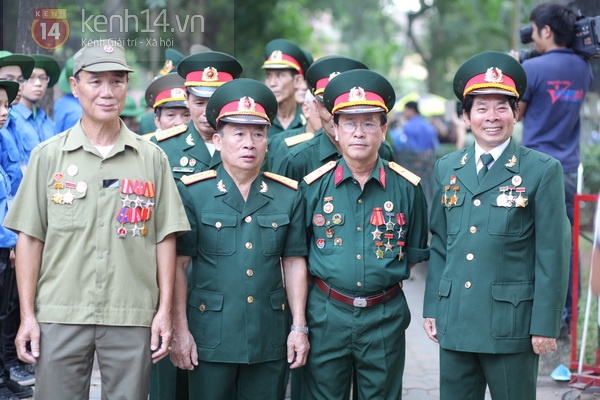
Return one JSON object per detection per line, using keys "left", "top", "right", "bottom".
{"left": 460, "top": 154, "right": 468, "bottom": 165}
{"left": 484, "top": 67, "right": 503, "bottom": 83}
{"left": 269, "top": 50, "right": 283, "bottom": 61}
{"left": 505, "top": 155, "right": 517, "bottom": 167}
{"left": 329, "top": 71, "right": 341, "bottom": 81}
{"left": 260, "top": 181, "right": 268, "bottom": 193}
{"left": 217, "top": 179, "right": 227, "bottom": 193}
{"left": 186, "top": 133, "right": 194, "bottom": 146}
{"left": 202, "top": 66, "right": 218, "bottom": 82}
{"left": 171, "top": 88, "right": 185, "bottom": 98}
{"left": 349, "top": 86, "right": 366, "bottom": 101}
{"left": 238, "top": 96, "right": 255, "bottom": 112}
{"left": 104, "top": 45, "right": 114, "bottom": 53}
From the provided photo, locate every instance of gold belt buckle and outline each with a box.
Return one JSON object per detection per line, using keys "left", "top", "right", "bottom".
{"left": 353, "top": 297, "right": 367, "bottom": 308}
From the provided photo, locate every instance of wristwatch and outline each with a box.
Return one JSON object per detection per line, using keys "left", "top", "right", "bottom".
{"left": 291, "top": 324, "right": 309, "bottom": 334}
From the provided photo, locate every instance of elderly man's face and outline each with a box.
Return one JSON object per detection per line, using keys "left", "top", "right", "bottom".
{"left": 70, "top": 70, "right": 128, "bottom": 124}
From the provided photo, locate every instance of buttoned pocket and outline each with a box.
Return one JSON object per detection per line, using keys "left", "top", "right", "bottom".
{"left": 200, "top": 213, "right": 237, "bottom": 255}
{"left": 188, "top": 288, "right": 224, "bottom": 349}
{"left": 487, "top": 193, "right": 524, "bottom": 236}
{"left": 490, "top": 282, "right": 533, "bottom": 339}
{"left": 269, "top": 288, "right": 288, "bottom": 348}
{"left": 444, "top": 195, "right": 465, "bottom": 235}
{"left": 47, "top": 184, "right": 89, "bottom": 231}
{"left": 435, "top": 277, "right": 452, "bottom": 334}
{"left": 257, "top": 213, "right": 290, "bottom": 256}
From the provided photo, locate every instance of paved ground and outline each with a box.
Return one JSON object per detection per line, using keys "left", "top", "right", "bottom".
{"left": 25, "top": 262, "right": 596, "bottom": 399}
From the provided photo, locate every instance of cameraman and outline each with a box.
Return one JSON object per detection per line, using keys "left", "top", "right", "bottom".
{"left": 513, "top": 2, "right": 593, "bottom": 338}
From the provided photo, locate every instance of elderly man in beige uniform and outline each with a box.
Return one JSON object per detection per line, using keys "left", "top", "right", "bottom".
{"left": 3, "top": 41, "right": 190, "bottom": 400}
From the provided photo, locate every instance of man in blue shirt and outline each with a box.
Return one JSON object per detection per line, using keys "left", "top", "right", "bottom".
{"left": 391, "top": 101, "right": 439, "bottom": 154}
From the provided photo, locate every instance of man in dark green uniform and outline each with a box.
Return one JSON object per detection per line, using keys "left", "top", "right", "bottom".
{"left": 301, "top": 69, "right": 430, "bottom": 399}
{"left": 278, "top": 56, "right": 395, "bottom": 180}
{"left": 143, "top": 72, "right": 190, "bottom": 141}
{"left": 171, "top": 78, "right": 310, "bottom": 399}
{"left": 150, "top": 51, "right": 243, "bottom": 179}
{"left": 423, "top": 52, "right": 570, "bottom": 400}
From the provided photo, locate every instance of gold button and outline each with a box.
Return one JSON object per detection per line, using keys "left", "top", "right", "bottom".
{"left": 272, "top": 222, "right": 278, "bottom": 228}
{"left": 357, "top": 227, "right": 362, "bottom": 232}
{"left": 469, "top": 226, "right": 477, "bottom": 233}
{"left": 357, "top": 199, "right": 363, "bottom": 204}
{"left": 473, "top": 199, "right": 481, "bottom": 206}
{"left": 245, "top": 242, "right": 253, "bottom": 249}
{"left": 356, "top": 254, "right": 362, "bottom": 260}
{"left": 465, "top": 281, "right": 472, "bottom": 289}
{"left": 245, "top": 216, "right": 252, "bottom": 223}
{"left": 199, "top": 304, "right": 206, "bottom": 312}
{"left": 247, "top": 296, "right": 254, "bottom": 303}
{"left": 438, "top": 291, "right": 442, "bottom": 296}
{"left": 281, "top": 304, "right": 286, "bottom": 310}
{"left": 246, "top": 269, "right": 254, "bottom": 277}
{"left": 215, "top": 221, "right": 222, "bottom": 229}
{"left": 357, "top": 281, "right": 362, "bottom": 287}
{"left": 466, "top": 253, "right": 474, "bottom": 261}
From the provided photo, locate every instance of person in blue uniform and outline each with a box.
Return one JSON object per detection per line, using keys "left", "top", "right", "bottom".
{"left": 423, "top": 51, "right": 570, "bottom": 400}
{"left": 53, "top": 57, "right": 82, "bottom": 134}
{"left": 171, "top": 78, "right": 309, "bottom": 399}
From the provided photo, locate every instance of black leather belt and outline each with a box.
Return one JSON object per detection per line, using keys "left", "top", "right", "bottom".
{"left": 315, "top": 278, "right": 402, "bottom": 308}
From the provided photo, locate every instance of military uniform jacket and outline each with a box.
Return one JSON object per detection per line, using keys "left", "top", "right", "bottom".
{"left": 302, "top": 157, "right": 429, "bottom": 294}
{"left": 151, "top": 121, "right": 221, "bottom": 180}
{"left": 423, "top": 139, "right": 570, "bottom": 354}
{"left": 267, "top": 104, "right": 306, "bottom": 137}
{"left": 176, "top": 165, "right": 307, "bottom": 364}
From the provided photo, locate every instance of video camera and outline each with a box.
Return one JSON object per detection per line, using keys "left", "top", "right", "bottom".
{"left": 517, "top": 14, "right": 600, "bottom": 62}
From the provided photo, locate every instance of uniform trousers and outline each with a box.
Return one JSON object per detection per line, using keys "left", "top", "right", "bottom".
{"left": 439, "top": 347, "right": 538, "bottom": 400}
{"left": 188, "top": 358, "right": 287, "bottom": 400}
{"left": 301, "top": 284, "right": 410, "bottom": 400}
{"left": 36, "top": 323, "right": 152, "bottom": 400}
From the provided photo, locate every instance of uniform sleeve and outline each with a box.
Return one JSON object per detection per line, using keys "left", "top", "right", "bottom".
{"left": 0, "top": 128, "right": 23, "bottom": 196}
{"left": 281, "top": 188, "right": 307, "bottom": 258}
{"left": 175, "top": 181, "right": 198, "bottom": 257}
{"left": 404, "top": 180, "right": 430, "bottom": 264}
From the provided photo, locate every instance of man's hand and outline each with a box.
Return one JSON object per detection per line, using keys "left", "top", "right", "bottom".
{"left": 150, "top": 308, "right": 172, "bottom": 363}
{"left": 287, "top": 330, "right": 309, "bottom": 369}
{"left": 531, "top": 335, "right": 557, "bottom": 355}
{"left": 16, "top": 316, "right": 40, "bottom": 364}
{"left": 423, "top": 318, "right": 438, "bottom": 343}
{"left": 170, "top": 328, "right": 198, "bottom": 370}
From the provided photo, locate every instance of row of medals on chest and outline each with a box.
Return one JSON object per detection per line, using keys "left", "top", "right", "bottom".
{"left": 443, "top": 175, "right": 528, "bottom": 208}
{"left": 52, "top": 165, "right": 86, "bottom": 205}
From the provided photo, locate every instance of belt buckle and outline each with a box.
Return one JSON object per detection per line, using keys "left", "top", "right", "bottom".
{"left": 353, "top": 297, "right": 367, "bottom": 308}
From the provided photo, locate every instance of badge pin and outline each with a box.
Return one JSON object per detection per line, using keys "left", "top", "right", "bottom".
{"left": 316, "top": 239, "right": 325, "bottom": 249}
{"left": 331, "top": 213, "right": 343, "bottom": 225}
{"left": 76, "top": 181, "right": 88, "bottom": 194}
{"left": 54, "top": 172, "right": 64, "bottom": 182}
{"left": 189, "top": 158, "right": 197, "bottom": 167}
{"left": 512, "top": 175, "right": 522, "bottom": 186}
{"left": 67, "top": 165, "right": 78, "bottom": 176}
{"left": 313, "top": 214, "right": 326, "bottom": 227}
{"left": 384, "top": 201, "right": 394, "bottom": 212}
{"left": 334, "top": 238, "right": 343, "bottom": 246}
{"left": 180, "top": 156, "right": 189, "bottom": 167}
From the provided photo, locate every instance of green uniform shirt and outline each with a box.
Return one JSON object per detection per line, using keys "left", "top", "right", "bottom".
{"left": 424, "top": 140, "right": 570, "bottom": 353}
{"left": 302, "top": 157, "right": 429, "bottom": 294}
{"left": 4, "top": 121, "right": 190, "bottom": 326}
{"left": 151, "top": 121, "right": 221, "bottom": 180}
{"left": 266, "top": 124, "right": 309, "bottom": 173}
{"left": 176, "top": 165, "right": 307, "bottom": 363}
{"left": 281, "top": 129, "right": 396, "bottom": 181}
{"left": 267, "top": 104, "right": 305, "bottom": 137}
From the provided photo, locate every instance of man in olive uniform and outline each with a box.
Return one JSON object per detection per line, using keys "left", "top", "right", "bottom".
{"left": 278, "top": 56, "right": 395, "bottom": 181}
{"left": 170, "top": 78, "right": 309, "bottom": 399}
{"left": 301, "top": 69, "right": 430, "bottom": 399}
{"left": 150, "top": 51, "right": 243, "bottom": 179}
{"left": 423, "top": 52, "right": 570, "bottom": 400}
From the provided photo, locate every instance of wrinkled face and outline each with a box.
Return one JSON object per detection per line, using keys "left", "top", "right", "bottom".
{"left": 265, "top": 69, "right": 297, "bottom": 104}
{"left": 316, "top": 99, "right": 335, "bottom": 138}
{"left": 214, "top": 123, "right": 268, "bottom": 175}
{"left": 0, "top": 88, "right": 9, "bottom": 129}
{"left": 155, "top": 107, "right": 191, "bottom": 130}
{"left": 334, "top": 112, "right": 386, "bottom": 163}
{"left": 70, "top": 70, "right": 128, "bottom": 124}
{"left": 186, "top": 92, "right": 213, "bottom": 139}
{"left": 0, "top": 65, "right": 24, "bottom": 104}
{"left": 22, "top": 67, "right": 49, "bottom": 103}
{"left": 464, "top": 94, "right": 518, "bottom": 152}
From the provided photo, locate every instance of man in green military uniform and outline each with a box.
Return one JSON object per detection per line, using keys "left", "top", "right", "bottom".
{"left": 278, "top": 56, "right": 395, "bottom": 181}
{"left": 423, "top": 52, "right": 570, "bottom": 400}
{"left": 171, "top": 78, "right": 310, "bottom": 399}
{"left": 143, "top": 72, "right": 190, "bottom": 141}
{"left": 300, "top": 69, "right": 430, "bottom": 399}
{"left": 150, "top": 51, "right": 242, "bottom": 179}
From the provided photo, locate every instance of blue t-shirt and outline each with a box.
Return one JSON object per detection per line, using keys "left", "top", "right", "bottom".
{"left": 54, "top": 94, "right": 82, "bottom": 133}
{"left": 0, "top": 166, "right": 16, "bottom": 248}
{"left": 390, "top": 115, "right": 439, "bottom": 153}
{"left": 10, "top": 102, "right": 50, "bottom": 166}
{"left": 521, "top": 49, "right": 593, "bottom": 172}
{"left": 0, "top": 119, "right": 23, "bottom": 196}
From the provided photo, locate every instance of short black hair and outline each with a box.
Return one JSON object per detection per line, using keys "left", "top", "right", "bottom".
{"left": 530, "top": 2, "right": 576, "bottom": 47}
{"left": 404, "top": 101, "right": 420, "bottom": 114}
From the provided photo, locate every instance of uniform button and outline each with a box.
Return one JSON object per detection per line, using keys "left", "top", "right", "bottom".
{"left": 246, "top": 269, "right": 254, "bottom": 277}
{"left": 473, "top": 199, "right": 481, "bottom": 206}
{"left": 247, "top": 296, "right": 254, "bottom": 303}
{"left": 100, "top": 191, "right": 105, "bottom": 196}
{"left": 215, "top": 221, "right": 222, "bottom": 229}
{"left": 357, "top": 199, "right": 363, "bottom": 204}
{"left": 281, "top": 304, "right": 286, "bottom": 311}
{"left": 272, "top": 222, "right": 278, "bottom": 228}
{"left": 465, "top": 281, "right": 472, "bottom": 289}
{"left": 245, "top": 216, "right": 252, "bottom": 223}
{"left": 357, "top": 281, "right": 362, "bottom": 287}
{"left": 357, "top": 226, "right": 362, "bottom": 232}
{"left": 466, "top": 253, "right": 474, "bottom": 261}
{"left": 438, "top": 290, "right": 442, "bottom": 296}
{"left": 199, "top": 304, "right": 206, "bottom": 312}
{"left": 99, "top": 222, "right": 104, "bottom": 227}
{"left": 97, "top": 284, "right": 102, "bottom": 289}
{"left": 245, "top": 242, "right": 253, "bottom": 249}
{"left": 469, "top": 226, "right": 477, "bottom": 233}
{"left": 356, "top": 254, "right": 362, "bottom": 260}
{"left": 99, "top": 254, "right": 103, "bottom": 259}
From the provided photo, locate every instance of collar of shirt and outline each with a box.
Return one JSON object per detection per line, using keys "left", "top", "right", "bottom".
{"left": 335, "top": 156, "right": 386, "bottom": 188}
{"left": 474, "top": 138, "right": 510, "bottom": 172}
{"left": 63, "top": 119, "right": 140, "bottom": 156}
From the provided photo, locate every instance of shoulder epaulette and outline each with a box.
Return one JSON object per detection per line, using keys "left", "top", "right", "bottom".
{"left": 263, "top": 171, "right": 298, "bottom": 190}
{"left": 303, "top": 160, "right": 337, "bottom": 185}
{"left": 388, "top": 162, "right": 421, "bottom": 186}
{"left": 284, "top": 132, "right": 315, "bottom": 147}
{"left": 141, "top": 132, "right": 157, "bottom": 140}
{"left": 180, "top": 169, "right": 217, "bottom": 186}
{"left": 154, "top": 124, "right": 188, "bottom": 142}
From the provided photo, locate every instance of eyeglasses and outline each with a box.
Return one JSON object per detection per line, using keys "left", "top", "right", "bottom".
{"left": 26, "top": 75, "right": 50, "bottom": 84}
{"left": 339, "top": 121, "right": 382, "bottom": 134}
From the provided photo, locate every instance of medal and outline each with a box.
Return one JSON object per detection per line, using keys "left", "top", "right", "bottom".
{"left": 375, "top": 242, "right": 384, "bottom": 259}
{"left": 325, "top": 228, "right": 334, "bottom": 239}
{"left": 54, "top": 172, "right": 64, "bottom": 182}
{"left": 384, "top": 233, "right": 394, "bottom": 252}
{"left": 512, "top": 175, "right": 522, "bottom": 186}
{"left": 117, "top": 225, "right": 128, "bottom": 238}
{"left": 180, "top": 156, "right": 189, "bottom": 167}
{"left": 323, "top": 196, "right": 334, "bottom": 214}
{"left": 515, "top": 187, "right": 528, "bottom": 207}
{"left": 385, "top": 213, "right": 396, "bottom": 231}
{"left": 450, "top": 175, "right": 456, "bottom": 185}
{"left": 371, "top": 227, "right": 382, "bottom": 240}
{"left": 370, "top": 207, "right": 385, "bottom": 227}
{"left": 313, "top": 214, "right": 326, "bottom": 227}
{"left": 76, "top": 181, "right": 88, "bottom": 194}
{"left": 67, "top": 165, "right": 78, "bottom": 176}
{"left": 334, "top": 238, "right": 343, "bottom": 246}
{"left": 189, "top": 158, "right": 197, "bottom": 167}
{"left": 398, "top": 240, "right": 405, "bottom": 261}
{"left": 316, "top": 239, "right": 325, "bottom": 249}
{"left": 384, "top": 201, "right": 394, "bottom": 212}
{"left": 332, "top": 213, "right": 343, "bottom": 225}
